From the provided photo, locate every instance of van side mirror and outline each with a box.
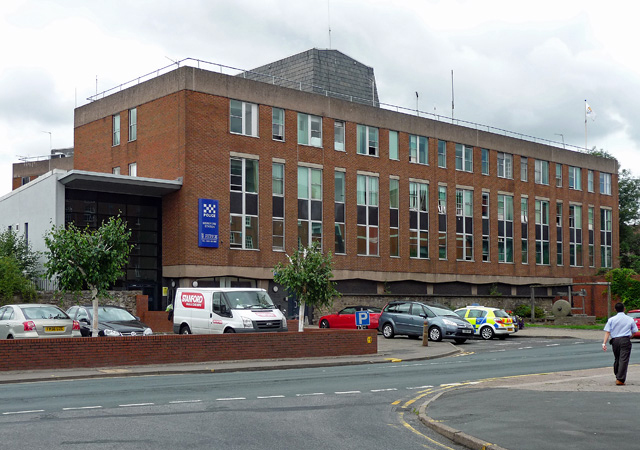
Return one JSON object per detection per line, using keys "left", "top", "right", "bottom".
{"left": 220, "top": 304, "right": 228, "bottom": 315}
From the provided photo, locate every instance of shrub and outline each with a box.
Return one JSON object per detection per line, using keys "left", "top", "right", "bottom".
{"left": 514, "top": 304, "right": 545, "bottom": 319}
{"left": 0, "top": 256, "right": 37, "bottom": 304}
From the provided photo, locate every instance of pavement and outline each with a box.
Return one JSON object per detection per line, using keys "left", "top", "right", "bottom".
{"left": 0, "top": 327, "right": 629, "bottom": 450}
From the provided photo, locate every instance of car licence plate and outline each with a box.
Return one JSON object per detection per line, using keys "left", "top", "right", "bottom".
{"left": 45, "top": 327, "right": 65, "bottom": 332}
{"left": 462, "top": 329, "right": 472, "bottom": 333}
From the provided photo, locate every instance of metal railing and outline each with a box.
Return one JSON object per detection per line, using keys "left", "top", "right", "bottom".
{"left": 86, "top": 57, "right": 590, "bottom": 154}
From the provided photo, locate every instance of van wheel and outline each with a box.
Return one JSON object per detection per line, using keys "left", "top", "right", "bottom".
{"left": 320, "top": 320, "right": 330, "bottom": 328}
{"left": 224, "top": 328, "right": 235, "bottom": 333}
{"left": 180, "top": 325, "right": 191, "bottom": 335}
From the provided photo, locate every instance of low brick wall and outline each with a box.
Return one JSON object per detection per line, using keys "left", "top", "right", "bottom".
{"left": 0, "top": 329, "right": 377, "bottom": 371}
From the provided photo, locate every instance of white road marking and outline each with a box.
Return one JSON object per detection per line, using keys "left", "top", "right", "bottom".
{"left": 62, "top": 406, "right": 102, "bottom": 411}
{"left": 406, "top": 385, "right": 433, "bottom": 390}
{"left": 546, "top": 344, "right": 560, "bottom": 347}
{"left": 2, "top": 409, "right": 45, "bottom": 415}
{"left": 370, "top": 388, "right": 397, "bottom": 392}
{"left": 257, "top": 395, "right": 285, "bottom": 399}
{"left": 119, "top": 403, "right": 155, "bottom": 407}
{"left": 169, "top": 400, "right": 202, "bottom": 404}
{"left": 216, "top": 397, "right": 246, "bottom": 401}
{"left": 296, "top": 393, "right": 325, "bottom": 397}
{"left": 335, "top": 391, "right": 361, "bottom": 395}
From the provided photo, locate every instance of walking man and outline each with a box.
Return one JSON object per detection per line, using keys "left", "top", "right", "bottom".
{"left": 602, "top": 302, "right": 638, "bottom": 385}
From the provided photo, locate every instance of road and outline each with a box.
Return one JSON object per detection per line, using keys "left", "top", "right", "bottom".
{"left": 0, "top": 335, "right": 622, "bottom": 449}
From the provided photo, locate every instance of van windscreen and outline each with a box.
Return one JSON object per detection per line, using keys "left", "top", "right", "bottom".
{"left": 226, "top": 291, "right": 275, "bottom": 309}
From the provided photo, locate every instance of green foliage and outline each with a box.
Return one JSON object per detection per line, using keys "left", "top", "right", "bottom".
{"left": 44, "top": 216, "right": 133, "bottom": 300}
{"left": 489, "top": 283, "right": 502, "bottom": 296}
{"left": 273, "top": 242, "right": 340, "bottom": 310}
{"left": 514, "top": 304, "right": 545, "bottom": 319}
{"left": 605, "top": 268, "right": 640, "bottom": 310}
{"left": 0, "top": 256, "right": 37, "bottom": 304}
{"left": 0, "top": 229, "right": 40, "bottom": 279}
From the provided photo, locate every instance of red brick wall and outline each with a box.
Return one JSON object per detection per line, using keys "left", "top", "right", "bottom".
{"left": 0, "top": 329, "right": 377, "bottom": 371}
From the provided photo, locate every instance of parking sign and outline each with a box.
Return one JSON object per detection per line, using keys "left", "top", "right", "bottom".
{"left": 356, "top": 310, "right": 370, "bottom": 327}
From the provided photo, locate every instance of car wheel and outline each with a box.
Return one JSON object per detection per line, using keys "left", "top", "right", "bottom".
{"left": 382, "top": 323, "right": 395, "bottom": 339}
{"left": 224, "top": 328, "right": 236, "bottom": 333}
{"left": 429, "top": 326, "right": 443, "bottom": 342}
{"left": 480, "top": 326, "right": 495, "bottom": 340}
{"left": 180, "top": 325, "right": 191, "bottom": 335}
{"left": 454, "top": 338, "right": 467, "bottom": 344}
{"left": 320, "top": 320, "right": 330, "bottom": 329}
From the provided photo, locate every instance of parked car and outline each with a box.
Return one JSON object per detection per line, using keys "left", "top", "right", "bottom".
{"left": 0, "top": 304, "right": 80, "bottom": 339}
{"left": 377, "top": 301, "right": 474, "bottom": 344}
{"left": 455, "top": 306, "right": 516, "bottom": 340}
{"left": 627, "top": 310, "right": 640, "bottom": 338}
{"left": 66, "top": 305, "right": 153, "bottom": 337}
{"left": 318, "top": 306, "right": 382, "bottom": 329}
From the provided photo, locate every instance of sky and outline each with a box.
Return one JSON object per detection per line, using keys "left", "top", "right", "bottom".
{"left": 1, "top": 0, "right": 638, "bottom": 197}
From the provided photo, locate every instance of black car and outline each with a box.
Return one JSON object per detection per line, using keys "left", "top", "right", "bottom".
{"left": 66, "top": 305, "right": 153, "bottom": 337}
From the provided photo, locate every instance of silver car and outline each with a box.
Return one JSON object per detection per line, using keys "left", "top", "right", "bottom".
{"left": 0, "top": 304, "right": 80, "bottom": 339}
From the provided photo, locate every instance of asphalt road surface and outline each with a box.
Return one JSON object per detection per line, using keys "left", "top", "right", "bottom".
{"left": 0, "top": 336, "right": 619, "bottom": 449}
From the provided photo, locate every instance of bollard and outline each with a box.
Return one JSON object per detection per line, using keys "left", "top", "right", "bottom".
{"left": 422, "top": 320, "right": 429, "bottom": 346}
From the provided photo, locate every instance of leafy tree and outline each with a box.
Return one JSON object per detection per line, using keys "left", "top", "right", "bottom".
{"left": 273, "top": 242, "right": 340, "bottom": 332}
{"left": 618, "top": 169, "right": 640, "bottom": 271}
{"left": 0, "top": 256, "right": 37, "bottom": 304}
{"left": 0, "top": 229, "right": 40, "bottom": 279}
{"left": 605, "top": 268, "right": 640, "bottom": 310}
{"left": 44, "top": 216, "right": 133, "bottom": 337}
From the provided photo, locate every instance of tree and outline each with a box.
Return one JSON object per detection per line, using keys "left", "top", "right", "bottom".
{"left": 273, "top": 242, "right": 340, "bottom": 332}
{"left": 618, "top": 169, "right": 640, "bottom": 271}
{"left": 44, "top": 216, "right": 133, "bottom": 337}
{"left": 0, "top": 256, "right": 36, "bottom": 304}
{"left": 0, "top": 229, "right": 40, "bottom": 280}
{"left": 605, "top": 268, "right": 640, "bottom": 310}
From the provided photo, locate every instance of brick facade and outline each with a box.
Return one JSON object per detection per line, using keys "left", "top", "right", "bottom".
{"left": 73, "top": 65, "right": 619, "bottom": 296}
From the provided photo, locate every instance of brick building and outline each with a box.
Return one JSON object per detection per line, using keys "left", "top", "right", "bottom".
{"left": 70, "top": 50, "right": 619, "bottom": 312}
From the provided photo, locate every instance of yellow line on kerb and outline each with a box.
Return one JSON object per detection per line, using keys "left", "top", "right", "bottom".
{"left": 396, "top": 411, "right": 457, "bottom": 450}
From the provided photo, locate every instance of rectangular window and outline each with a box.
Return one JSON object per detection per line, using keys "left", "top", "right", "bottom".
{"left": 601, "top": 208, "right": 612, "bottom": 268}
{"left": 390, "top": 178, "right": 399, "bottom": 257}
{"left": 497, "top": 194, "right": 514, "bottom": 263}
{"left": 588, "top": 170, "right": 594, "bottom": 192}
{"left": 497, "top": 152, "right": 513, "bottom": 179}
{"left": 128, "top": 108, "right": 137, "bottom": 142}
{"left": 334, "top": 120, "right": 345, "bottom": 151}
{"left": 588, "top": 206, "right": 595, "bottom": 267}
{"left": 600, "top": 173, "right": 612, "bottom": 195}
{"left": 230, "top": 100, "right": 258, "bottom": 137}
{"left": 230, "top": 158, "right": 259, "bottom": 250}
{"left": 112, "top": 114, "right": 120, "bottom": 146}
{"left": 272, "top": 163, "right": 285, "bottom": 251}
{"left": 482, "top": 192, "right": 490, "bottom": 261}
{"left": 535, "top": 160, "right": 549, "bottom": 185}
{"left": 568, "top": 166, "right": 582, "bottom": 190}
{"left": 521, "top": 157, "right": 528, "bottom": 182}
{"left": 535, "top": 199, "right": 550, "bottom": 265}
{"left": 569, "top": 205, "right": 583, "bottom": 267}
{"left": 357, "top": 125, "right": 379, "bottom": 156}
{"left": 409, "top": 181, "right": 429, "bottom": 259}
{"left": 521, "top": 197, "right": 529, "bottom": 264}
{"left": 438, "top": 186, "right": 447, "bottom": 259}
{"left": 389, "top": 131, "right": 399, "bottom": 160}
{"left": 357, "top": 174, "right": 379, "bottom": 256}
{"left": 272, "top": 108, "right": 284, "bottom": 141}
{"left": 410, "top": 135, "right": 428, "bottom": 165}
{"left": 456, "top": 189, "right": 473, "bottom": 261}
{"left": 555, "top": 164, "right": 563, "bottom": 187}
{"left": 556, "top": 202, "right": 563, "bottom": 266}
{"left": 112, "top": 167, "right": 120, "bottom": 175}
{"left": 481, "top": 149, "right": 489, "bottom": 175}
{"left": 438, "top": 140, "right": 447, "bottom": 168}
{"left": 335, "top": 171, "right": 346, "bottom": 254}
{"left": 297, "top": 113, "right": 322, "bottom": 147}
{"left": 455, "top": 144, "right": 473, "bottom": 172}
{"left": 128, "top": 162, "right": 137, "bottom": 177}
{"left": 298, "top": 166, "right": 322, "bottom": 247}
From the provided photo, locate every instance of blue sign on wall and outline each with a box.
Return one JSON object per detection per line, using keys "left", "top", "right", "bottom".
{"left": 198, "top": 199, "right": 219, "bottom": 248}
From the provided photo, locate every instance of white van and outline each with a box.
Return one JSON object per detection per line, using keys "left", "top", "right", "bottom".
{"left": 172, "top": 288, "right": 288, "bottom": 334}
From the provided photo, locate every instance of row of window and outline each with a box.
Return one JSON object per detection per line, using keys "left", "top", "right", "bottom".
{"left": 229, "top": 156, "right": 614, "bottom": 269}
{"left": 112, "top": 108, "right": 137, "bottom": 146}
{"left": 223, "top": 100, "right": 613, "bottom": 195}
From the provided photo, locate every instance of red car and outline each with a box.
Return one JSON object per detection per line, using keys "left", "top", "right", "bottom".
{"left": 318, "top": 306, "right": 382, "bottom": 329}
{"left": 627, "top": 310, "right": 640, "bottom": 338}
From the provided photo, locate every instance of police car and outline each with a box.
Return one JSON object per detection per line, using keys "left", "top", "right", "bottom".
{"left": 454, "top": 306, "right": 516, "bottom": 340}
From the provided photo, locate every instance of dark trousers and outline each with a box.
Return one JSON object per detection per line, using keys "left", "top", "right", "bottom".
{"left": 611, "top": 336, "right": 632, "bottom": 382}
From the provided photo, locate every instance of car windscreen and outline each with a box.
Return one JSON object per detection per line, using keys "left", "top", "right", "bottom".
{"left": 226, "top": 291, "right": 275, "bottom": 309}
{"left": 88, "top": 307, "right": 137, "bottom": 322}
{"left": 21, "top": 306, "right": 69, "bottom": 320}
{"left": 628, "top": 312, "right": 640, "bottom": 319}
{"left": 430, "top": 306, "right": 459, "bottom": 318}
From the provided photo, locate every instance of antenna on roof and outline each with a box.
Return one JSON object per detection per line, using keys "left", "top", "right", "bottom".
{"left": 328, "top": 0, "right": 332, "bottom": 49}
